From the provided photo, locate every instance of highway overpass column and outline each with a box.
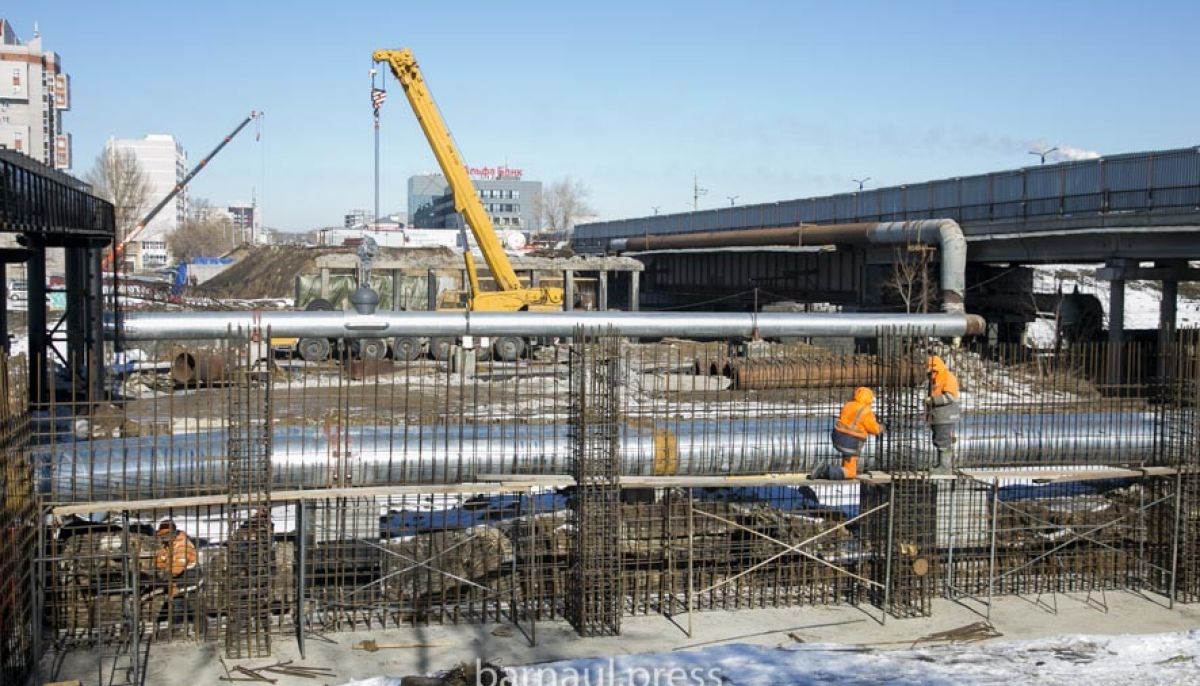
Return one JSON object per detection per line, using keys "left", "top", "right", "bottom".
{"left": 563, "top": 270, "right": 575, "bottom": 311}
{"left": 1108, "top": 270, "right": 1126, "bottom": 345}
{"left": 628, "top": 271, "right": 639, "bottom": 311}
{"left": 1108, "top": 267, "right": 1125, "bottom": 386}
{"left": 1162, "top": 279, "right": 1178, "bottom": 330}
{"left": 1159, "top": 277, "right": 1178, "bottom": 382}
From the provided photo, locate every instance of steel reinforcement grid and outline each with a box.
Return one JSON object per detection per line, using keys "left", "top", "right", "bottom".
{"left": 10, "top": 328, "right": 1200, "bottom": 677}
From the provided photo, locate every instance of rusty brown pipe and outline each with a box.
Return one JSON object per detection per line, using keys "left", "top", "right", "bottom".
{"left": 170, "top": 349, "right": 233, "bottom": 386}
{"left": 611, "top": 219, "right": 968, "bottom": 314}
{"left": 728, "top": 359, "right": 924, "bottom": 390}
{"left": 611, "top": 224, "right": 874, "bottom": 251}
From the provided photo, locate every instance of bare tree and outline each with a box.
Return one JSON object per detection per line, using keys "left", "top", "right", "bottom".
{"left": 84, "top": 147, "right": 152, "bottom": 244}
{"left": 539, "top": 177, "right": 596, "bottom": 237}
{"left": 885, "top": 242, "right": 936, "bottom": 313}
{"left": 167, "top": 198, "right": 237, "bottom": 263}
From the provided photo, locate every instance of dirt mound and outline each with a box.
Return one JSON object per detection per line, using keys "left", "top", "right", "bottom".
{"left": 528, "top": 246, "right": 574, "bottom": 258}
{"left": 200, "top": 246, "right": 330, "bottom": 299}
{"left": 200, "top": 245, "right": 459, "bottom": 299}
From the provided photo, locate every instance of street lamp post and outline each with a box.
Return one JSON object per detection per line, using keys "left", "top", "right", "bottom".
{"left": 852, "top": 177, "right": 871, "bottom": 192}
{"left": 1028, "top": 147, "right": 1058, "bottom": 165}
{"left": 692, "top": 175, "right": 708, "bottom": 211}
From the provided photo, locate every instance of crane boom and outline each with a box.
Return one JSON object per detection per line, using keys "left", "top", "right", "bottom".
{"left": 105, "top": 110, "right": 260, "bottom": 271}
{"left": 373, "top": 49, "right": 562, "bottom": 311}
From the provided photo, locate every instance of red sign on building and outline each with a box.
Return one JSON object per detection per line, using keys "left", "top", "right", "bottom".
{"left": 464, "top": 164, "right": 523, "bottom": 180}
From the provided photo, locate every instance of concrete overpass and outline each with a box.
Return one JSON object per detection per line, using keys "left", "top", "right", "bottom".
{"left": 573, "top": 146, "right": 1200, "bottom": 341}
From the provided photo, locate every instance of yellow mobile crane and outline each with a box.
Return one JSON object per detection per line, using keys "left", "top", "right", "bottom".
{"left": 373, "top": 49, "right": 563, "bottom": 315}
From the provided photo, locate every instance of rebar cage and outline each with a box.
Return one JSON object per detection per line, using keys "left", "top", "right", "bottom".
{"left": 5, "top": 328, "right": 1200, "bottom": 681}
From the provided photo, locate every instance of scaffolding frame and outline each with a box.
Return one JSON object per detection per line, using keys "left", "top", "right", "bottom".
{"left": 17, "top": 329, "right": 1200, "bottom": 677}
{"left": 942, "top": 471, "right": 1185, "bottom": 620}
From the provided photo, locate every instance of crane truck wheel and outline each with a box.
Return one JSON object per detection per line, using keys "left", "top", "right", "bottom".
{"left": 493, "top": 336, "right": 526, "bottom": 362}
{"left": 391, "top": 336, "right": 423, "bottom": 362}
{"left": 351, "top": 338, "right": 389, "bottom": 361}
{"left": 298, "top": 337, "right": 331, "bottom": 362}
{"left": 475, "top": 342, "right": 492, "bottom": 362}
{"left": 300, "top": 299, "right": 337, "bottom": 362}
{"left": 429, "top": 337, "right": 455, "bottom": 361}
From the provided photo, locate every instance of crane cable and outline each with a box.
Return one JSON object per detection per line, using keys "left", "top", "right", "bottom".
{"left": 370, "top": 63, "right": 387, "bottom": 233}
{"left": 255, "top": 112, "right": 264, "bottom": 243}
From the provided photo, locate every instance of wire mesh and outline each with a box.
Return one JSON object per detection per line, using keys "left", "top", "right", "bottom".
{"left": 15, "top": 329, "right": 1200, "bottom": 656}
{"left": 223, "top": 332, "right": 274, "bottom": 659}
{"left": 566, "top": 327, "right": 623, "bottom": 636}
{"left": 0, "top": 355, "right": 34, "bottom": 685}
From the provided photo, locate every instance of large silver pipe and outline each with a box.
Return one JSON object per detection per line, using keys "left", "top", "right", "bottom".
{"left": 38, "top": 412, "right": 1156, "bottom": 500}
{"left": 113, "top": 309, "right": 986, "bottom": 341}
{"left": 610, "top": 219, "right": 968, "bottom": 313}
{"left": 867, "top": 220, "right": 967, "bottom": 313}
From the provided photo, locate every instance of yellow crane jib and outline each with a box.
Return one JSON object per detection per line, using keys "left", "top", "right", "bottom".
{"left": 372, "top": 48, "right": 563, "bottom": 312}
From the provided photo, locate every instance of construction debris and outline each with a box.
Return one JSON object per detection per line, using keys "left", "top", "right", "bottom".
{"left": 399, "top": 661, "right": 509, "bottom": 686}
{"left": 913, "top": 621, "right": 1003, "bottom": 646}
{"left": 220, "top": 660, "right": 336, "bottom": 682}
{"left": 354, "top": 639, "right": 448, "bottom": 652}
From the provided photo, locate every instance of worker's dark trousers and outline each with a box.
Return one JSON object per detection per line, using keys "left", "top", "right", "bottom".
{"left": 168, "top": 567, "right": 201, "bottom": 624}
{"left": 831, "top": 429, "right": 864, "bottom": 456}
{"left": 932, "top": 424, "right": 955, "bottom": 469}
{"left": 811, "top": 462, "right": 846, "bottom": 480}
{"left": 931, "top": 424, "right": 954, "bottom": 449}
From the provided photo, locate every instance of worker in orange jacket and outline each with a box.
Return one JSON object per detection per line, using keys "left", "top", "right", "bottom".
{"left": 155, "top": 519, "right": 200, "bottom": 623}
{"left": 814, "top": 386, "right": 883, "bottom": 480}
{"left": 925, "top": 356, "right": 961, "bottom": 471}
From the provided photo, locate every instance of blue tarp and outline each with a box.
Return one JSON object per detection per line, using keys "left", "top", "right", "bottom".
{"left": 995, "top": 478, "right": 1134, "bottom": 502}
{"left": 172, "top": 256, "right": 234, "bottom": 294}
{"left": 695, "top": 485, "right": 860, "bottom": 519}
{"left": 380, "top": 491, "right": 570, "bottom": 537}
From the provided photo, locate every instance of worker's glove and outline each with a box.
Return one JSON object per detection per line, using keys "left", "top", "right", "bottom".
{"left": 923, "top": 397, "right": 933, "bottom": 409}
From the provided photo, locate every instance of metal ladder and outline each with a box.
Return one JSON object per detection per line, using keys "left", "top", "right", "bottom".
{"left": 97, "top": 513, "right": 145, "bottom": 686}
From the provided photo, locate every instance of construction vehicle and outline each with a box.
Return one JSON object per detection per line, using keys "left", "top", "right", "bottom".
{"left": 373, "top": 48, "right": 563, "bottom": 361}
{"left": 102, "top": 111, "right": 260, "bottom": 273}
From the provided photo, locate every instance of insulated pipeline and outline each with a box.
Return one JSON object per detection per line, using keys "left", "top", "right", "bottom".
{"left": 112, "top": 309, "right": 986, "bottom": 341}
{"left": 609, "top": 219, "right": 969, "bottom": 313}
{"left": 38, "top": 412, "right": 1157, "bottom": 500}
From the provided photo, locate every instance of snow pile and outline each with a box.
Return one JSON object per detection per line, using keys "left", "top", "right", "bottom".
{"left": 1028, "top": 264, "right": 1200, "bottom": 347}
{"left": 948, "top": 349, "right": 1091, "bottom": 410}
{"left": 342, "top": 629, "right": 1200, "bottom": 686}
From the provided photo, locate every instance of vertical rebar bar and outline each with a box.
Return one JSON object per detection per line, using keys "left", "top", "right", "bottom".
{"left": 686, "top": 486, "right": 694, "bottom": 638}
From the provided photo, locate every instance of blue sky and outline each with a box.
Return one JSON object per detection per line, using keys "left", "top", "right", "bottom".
{"left": 6, "top": 1, "right": 1198, "bottom": 231}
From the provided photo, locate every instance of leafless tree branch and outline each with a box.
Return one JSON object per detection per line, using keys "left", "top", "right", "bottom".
{"left": 167, "top": 198, "right": 238, "bottom": 263}
{"left": 84, "top": 147, "right": 152, "bottom": 245}
{"left": 539, "top": 177, "right": 596, "bottom": 237}
{"left": 885, "top": 240, "right": 935, "bottom": 313}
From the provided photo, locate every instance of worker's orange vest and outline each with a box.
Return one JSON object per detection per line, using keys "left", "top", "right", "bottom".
{"left": 834, "top": 403, "right": 871, "bottom": 440}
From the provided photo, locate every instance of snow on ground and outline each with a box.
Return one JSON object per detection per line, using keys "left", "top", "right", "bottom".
{"left": 342, "top": 629, "right": 1200, "bottom": 686}
{"left": 1027, "top": 264, "right": 1200, "bottom": 347}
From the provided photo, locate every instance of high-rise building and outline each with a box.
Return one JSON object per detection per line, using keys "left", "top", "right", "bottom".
{"left": 0, "top": 19, "right": 72, "bottom": 169}
{"left": 407, "top": 174, "right": 450, "bottom": 227}
{"left": 344, "top": 209, "right": 374, "bottom": 228}
{"left": 227, "top": 203, "right": 257, "bottom": 243}
{"left": 108, "top": 134, "right": 187, "bottom": 270}
{"left": 407, "top": 171, "right": 542, "bottom": 232}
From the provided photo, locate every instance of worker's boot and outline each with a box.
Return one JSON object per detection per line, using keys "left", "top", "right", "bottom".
{"left": 931, "top": 448, "right": 954, "bottom": 476}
